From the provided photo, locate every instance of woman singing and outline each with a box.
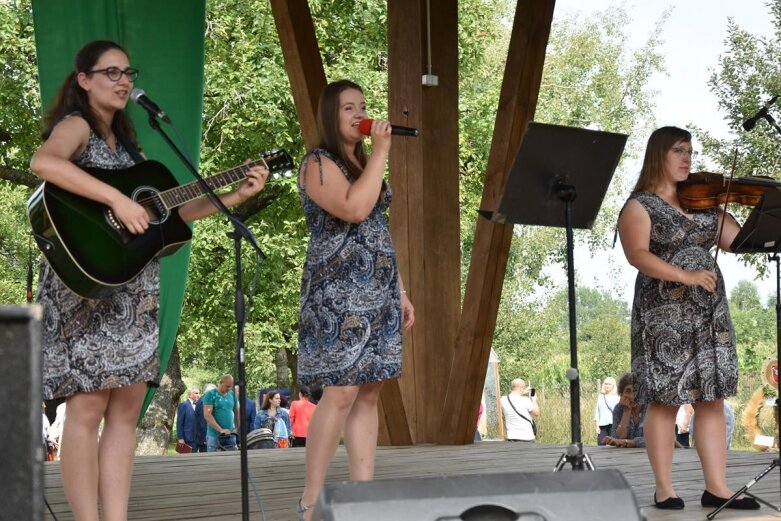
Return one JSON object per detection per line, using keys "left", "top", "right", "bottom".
{"left": 295, "top": 80, "right": 415, "bottom": 520}
{"left": 618, "top": 126, "right": 757, "bottom": 510}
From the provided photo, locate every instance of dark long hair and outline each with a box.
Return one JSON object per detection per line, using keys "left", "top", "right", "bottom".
{"left": 42, "top": 40, "right": 139, "bottom": 150}
{"left": 261, "top": 391, "right": 280, "bottom": 411}
{"left": 316, "top": 79, "right": 367, "bottom": 179}
{"left": 632, "top": 126, "right": 691, "bottom": 193}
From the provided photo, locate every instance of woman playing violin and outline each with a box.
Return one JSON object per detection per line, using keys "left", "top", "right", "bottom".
{"left": 618, "top": 126, "right": 758, "bottom": 511}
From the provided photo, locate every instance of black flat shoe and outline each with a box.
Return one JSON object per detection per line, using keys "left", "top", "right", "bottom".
{"left": 701, "top": 490, "right": 760, "bottom": 510}
{"left": 654, "top": 493, "right": 685, "bottom": 510}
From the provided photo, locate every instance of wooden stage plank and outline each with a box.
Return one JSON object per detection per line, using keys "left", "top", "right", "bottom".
{"left": 43, "top": 442, "right": 781, "bottom": 520}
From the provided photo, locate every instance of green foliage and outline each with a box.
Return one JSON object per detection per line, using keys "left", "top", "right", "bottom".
{"left": 0, "top": 0, "right": 38, "bottom": 304}
{"left": 494, "top": 286, "right": 631, "bottom": 395}
{"left": 0, "top": 0, "right": 39, "bottom": 168}
{"left": 691, "top": 0, "right": 781, "bottom": 275}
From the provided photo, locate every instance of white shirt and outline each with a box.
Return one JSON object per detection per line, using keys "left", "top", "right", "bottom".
{"left": 594, "top": 393, "right": 619, "bottom": 426}
{"left": 501, "top": 394, "right": 536, "bottom": 441}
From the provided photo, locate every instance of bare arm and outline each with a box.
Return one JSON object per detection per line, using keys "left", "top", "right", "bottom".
{"left": 618, "top": 199, "right": 716, "bottom": 293}
{"left": 716, "top": 209, "right": 741, "bottom": 252}
{"left": 203, "top": 405, "right": 230, "bottom": 435}
{"left": 29, "top": 116, "right": 150, "bottom": 235}
{"left": 529, "top": 396, "right": 540, "bottom": 417}
{"left": 178, "top": 162, "right": 269, "bottom": 222}
{"left": 303, "top": 121, "right": 392, "bottom": 223}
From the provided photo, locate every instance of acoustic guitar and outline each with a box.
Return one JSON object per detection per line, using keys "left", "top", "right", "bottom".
{"left": 27, "top": 149, "right": 293, "bottom": 299}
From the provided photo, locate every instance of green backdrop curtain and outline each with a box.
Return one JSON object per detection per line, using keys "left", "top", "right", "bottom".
{"left": 32, "top": 0, "right": 206, "bottom": 416}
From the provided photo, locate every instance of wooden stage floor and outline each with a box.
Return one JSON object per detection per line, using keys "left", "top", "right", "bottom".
{"left": 43, "top": 441, "right": 781, "bottom": 520}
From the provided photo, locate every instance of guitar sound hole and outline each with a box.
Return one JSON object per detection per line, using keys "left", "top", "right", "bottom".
{"left": 133, "top": 187, "right": 169, "bottom": 225}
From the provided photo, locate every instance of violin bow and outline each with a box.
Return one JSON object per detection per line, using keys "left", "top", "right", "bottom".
{"left": 712, "top": 148, "right": 738, "bottom": 269}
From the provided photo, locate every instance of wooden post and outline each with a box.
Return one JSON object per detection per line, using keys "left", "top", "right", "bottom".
{"left": 269, "top": 0, "right": 326, "bottom": 150}
{"left": 438, "top": 0, "right": 556, "bottom": 445}
{"left": 387, "top": 0, "right": 461, "bottom": 443}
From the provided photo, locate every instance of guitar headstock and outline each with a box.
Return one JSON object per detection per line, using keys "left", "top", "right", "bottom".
{"left": 259, "top": 149, "right": 294, "bottom": 179}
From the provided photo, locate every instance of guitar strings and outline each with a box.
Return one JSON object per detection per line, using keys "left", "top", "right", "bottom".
{"left": 128, "top": 156, "right": 290, "bottom": 209}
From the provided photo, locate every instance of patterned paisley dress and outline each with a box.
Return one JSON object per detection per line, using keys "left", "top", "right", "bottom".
{"left": 40, "top": 128, "right": 160, "bottom": 400}
{"left": 628, "top": 191, "right": 738, "bottom": 406}
{"left": 297, "top": 149, "right": 403, "bottom": 387}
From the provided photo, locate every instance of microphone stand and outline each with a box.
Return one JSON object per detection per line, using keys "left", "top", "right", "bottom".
{"left": 761, "top": 113, "right": 781, "bottom": 137}
{"left": 144, "top": 112, "right": 262, "bottom": 521}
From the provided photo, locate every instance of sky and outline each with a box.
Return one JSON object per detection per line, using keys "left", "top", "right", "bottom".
{"left": 546, "top": 0, "right": 777, "bottom": 305}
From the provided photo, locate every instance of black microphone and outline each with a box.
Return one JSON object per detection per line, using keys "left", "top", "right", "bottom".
{"left": 130, "top": 88, "right": 171, "bottom": 123}
{"left": 358, "top": 119, "right": 419, "bottom": 137}
{"left": 742, "top": 95, "right": 778, "bottom": 131}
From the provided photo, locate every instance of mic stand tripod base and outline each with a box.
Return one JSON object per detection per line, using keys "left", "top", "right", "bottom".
{"left": 708, "top": 255, "right": 781, "bottom": 519}
{"left": 553, "top": 442, "right": 595, "bottom": 471}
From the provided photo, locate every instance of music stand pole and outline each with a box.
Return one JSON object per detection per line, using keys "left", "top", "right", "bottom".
{"left": 479, "top": 122, "right": 627, "bottom": 472}
{"left": 708, "top": 253, "right": 781, "bottom": 519}
{"left": 705, "top": 185, "right": 781, "bottom": 518}
{"left": 551, "top": 181, "right": 595, "bottom": 471}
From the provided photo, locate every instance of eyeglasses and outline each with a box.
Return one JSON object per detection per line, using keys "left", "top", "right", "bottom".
{"left": 87, "top": 67, "right": 139, "bottom": 82}
{"left": 670, "top": 146, "right": 698, "bottom": 159}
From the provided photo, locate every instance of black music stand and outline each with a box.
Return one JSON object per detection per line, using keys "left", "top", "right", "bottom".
{"left": 481, "top": 122, "right": 627, "bottom": 470}
{"left": 708, "top": 187, "right": 781, "bottom": 519}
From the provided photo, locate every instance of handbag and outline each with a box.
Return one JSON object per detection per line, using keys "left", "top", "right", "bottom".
{"left": 507, "top": 396, "right": 537, "bottom": 436}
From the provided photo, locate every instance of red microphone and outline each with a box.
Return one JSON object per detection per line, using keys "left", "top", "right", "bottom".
{"left": 357, "top": 119, "right": 420, "bottom": 137}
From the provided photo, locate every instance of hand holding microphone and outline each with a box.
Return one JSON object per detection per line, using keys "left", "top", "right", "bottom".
{"left": 358, "top": 118, "right": 419, "bottom": 137}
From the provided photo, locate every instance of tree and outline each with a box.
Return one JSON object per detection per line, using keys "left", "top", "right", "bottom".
{"left": 729, "top": 280, "right": 776, "bottom": 371}
{"left": 693, "top": 0, "right": 781, "bottom": 275}
{"left": 494, "top": 285, "right": 631, "bottom": 394}
{"left": 730, "top": 279, "right": 763, "bottom": 311}
{"left": 0, "top": 0, "right": 40, "bottom": 304}
{"left": 476, "top": 6, "right": 664, "bottom": 390}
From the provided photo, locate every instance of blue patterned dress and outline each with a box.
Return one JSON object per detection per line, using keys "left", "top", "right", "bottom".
{"left": 627, "top": 192, "right": 737, "bottom": 406}
{"left": 39, "top": 127, "right": 160, "bottom": 400}
{"left": 297, "top": 149, "right": 403, "bottom": 387}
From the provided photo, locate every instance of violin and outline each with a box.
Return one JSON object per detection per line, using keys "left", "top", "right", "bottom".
{"left": 677, "top": 172, "right": 779, "bottom": 211}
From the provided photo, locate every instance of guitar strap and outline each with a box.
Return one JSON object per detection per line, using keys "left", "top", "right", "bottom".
{"left": 116, "top": 134, "right": 144, "bottom": 164}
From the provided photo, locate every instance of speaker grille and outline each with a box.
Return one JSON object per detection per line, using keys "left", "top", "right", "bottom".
{"left": 0, "top": 305, "right": 44, "bottom": 521}
{"left": 316, "top": 470, "right": 641, "bottom": 521}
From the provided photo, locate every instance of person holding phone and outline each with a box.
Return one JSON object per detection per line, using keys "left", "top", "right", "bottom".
{"left": 500, "top": 378, "right": 539, "bottom": 442}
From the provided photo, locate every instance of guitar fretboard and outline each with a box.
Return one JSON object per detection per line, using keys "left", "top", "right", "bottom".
{"left": 160, "top": 161, "right": 262, "bottom": 208}
{"left": 158, "top": 152, "right": 290, "bottom": 209}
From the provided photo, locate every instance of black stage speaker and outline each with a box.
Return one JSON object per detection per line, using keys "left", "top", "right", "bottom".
{"left": 0, "top": 305, "right": 43, "bottom": 521}
{"left": 314, "top": 470, "right": 642, "bottom": 521}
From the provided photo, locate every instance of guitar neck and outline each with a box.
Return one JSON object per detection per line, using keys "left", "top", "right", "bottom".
{"left": 159, "top": 159, "right": 265, "bottom": 209}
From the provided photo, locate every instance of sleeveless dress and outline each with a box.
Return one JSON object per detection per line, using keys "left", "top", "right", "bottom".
{"left": 297, "top": 149, "right": 403, "bottom": 387}
{"left": 628, "top": 191, "right": 737, "bottom": 406}
{"left": 40, "top": 129, "right": 160, "bottom": 400}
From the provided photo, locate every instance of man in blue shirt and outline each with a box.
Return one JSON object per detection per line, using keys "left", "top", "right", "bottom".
{"left": 203, "top": 375, "right": 239, "bottom": 452}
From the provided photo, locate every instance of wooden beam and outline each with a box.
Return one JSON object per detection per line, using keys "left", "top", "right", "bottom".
{"left": 269, "top": 0, "right": 326, "bottom": 150}
{"left": 388, "top": 0, "right": 461, "bottom": 444}
{"left": 438, "top": 0, "right": 556, "bottom": 445}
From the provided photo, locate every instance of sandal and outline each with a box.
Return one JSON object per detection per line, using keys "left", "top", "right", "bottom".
{"left": 296, "top": 499, "right": 314, "bottom": 521}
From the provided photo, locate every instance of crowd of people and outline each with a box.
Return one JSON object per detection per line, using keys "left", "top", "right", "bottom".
{"left": 172, "top": 376, "right": 320, "bottom": 453}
